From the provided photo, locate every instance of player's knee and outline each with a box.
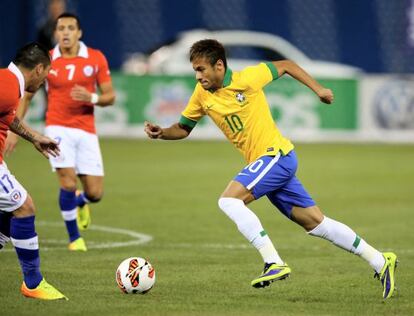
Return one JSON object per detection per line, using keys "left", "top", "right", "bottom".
{"left": 13, "top": 195, "right": 36, "bottom": 218}
{"left": 218, "top": 197, "right": 231, "bottom": 211}
{"left": 292, "top": 205, "right": 324, "bottom": 231}
{"left": 85, "top": 190, "right": 103, "bottom": 203}
{"left": 59, "top": 179, "right": 77, "bottom": 192}
{"left": 218, "top": 197, "right": 243, "bottom": 212}
{"left": 57, "top": 172, "right": 77, "bottom": 191}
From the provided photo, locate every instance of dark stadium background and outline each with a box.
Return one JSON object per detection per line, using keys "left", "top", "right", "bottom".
{"left": 1, "top": 0, "right": 413, "bottom": 73}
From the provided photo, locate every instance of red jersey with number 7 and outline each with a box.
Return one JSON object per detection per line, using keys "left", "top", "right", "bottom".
{"left": 46, "top": 42, "right": 111, "bottom": 134}
{"left": 0, "top": 63, "right": 25, "bottom": 163}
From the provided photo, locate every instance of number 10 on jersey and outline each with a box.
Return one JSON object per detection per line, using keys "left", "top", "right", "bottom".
{"left": 224, "top": 114, "right": 244, "bottom": 133}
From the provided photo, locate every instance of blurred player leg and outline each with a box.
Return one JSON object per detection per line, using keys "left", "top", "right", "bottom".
{"left": 75, "top": 130, "right": 104, "bottom": 230}
{"left": 75, "top": 189, "right": 91, "bottom": 230}
{"left": 76, "top": 175, "right": 103, "bottom": 230}
{"left": 56, "top": 168, "right": 86, "bottom": 251}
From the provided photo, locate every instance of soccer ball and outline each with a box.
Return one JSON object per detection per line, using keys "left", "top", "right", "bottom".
{"left": 116, "top": 257, "right": 156, "bottom": 294}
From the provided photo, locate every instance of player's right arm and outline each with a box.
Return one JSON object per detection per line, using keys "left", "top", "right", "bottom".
{"left": 144, "top": 121, "right": 190, "bottom": 140}
{"left": 4, "top": 92, "right": 35, "bottom": 156}
{"left": 9, "top": 115, "right": 60, "bottom": 159}
{"left": 273, "top": 60, "right": 334, "bottom": 104}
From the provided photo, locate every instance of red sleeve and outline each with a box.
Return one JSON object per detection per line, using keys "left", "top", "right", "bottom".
{"left": 0, "top": 72, "right": 19, "bottom": 113}
{"left": 95, "top": 50, "right": 111, "bottom": 85}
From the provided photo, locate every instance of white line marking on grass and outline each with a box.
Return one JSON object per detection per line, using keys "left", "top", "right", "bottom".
{"left": 1, "top": 221, "right": 153, "bottom": 252}
{"left": 141, "top": 242, "right": 414, "bottom": 254}
{"left": 2, "top": 222, "right": 412, "bottom": 255}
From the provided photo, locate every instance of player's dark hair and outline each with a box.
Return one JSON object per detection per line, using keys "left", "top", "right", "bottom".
{"left": 55, "top": 12, "right": 82, "bottom": 30}
{"left": 190, "top": 39, "right": 227, "bottom": 69}
{"left": 13, "top": 42, "right": 51, "bottom": 69}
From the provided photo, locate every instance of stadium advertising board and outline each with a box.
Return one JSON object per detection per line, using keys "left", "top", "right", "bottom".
{"left": 27, "top": 73, "right": 414, "bottom": 142}
{"left": 359, "top": 76, "right": 414, "bottom": 142}
{"left": 100, "top": 74, "right": 357, "bottom": 140}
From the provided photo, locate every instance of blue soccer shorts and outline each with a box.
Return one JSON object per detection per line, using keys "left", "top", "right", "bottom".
{"left": 233, "top": 150, "right": 315, "bottom": 218}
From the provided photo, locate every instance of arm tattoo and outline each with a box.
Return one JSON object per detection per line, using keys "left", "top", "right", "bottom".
{"left": 9, "top": 117, "right": 36, "bottom": 143}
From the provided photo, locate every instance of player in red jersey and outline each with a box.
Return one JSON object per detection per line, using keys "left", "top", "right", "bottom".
{"left": 5, "top": 13, "right": 115, "bottom": 251}
{"left": 0, "top": 42, "right": 67, "bottom": 300}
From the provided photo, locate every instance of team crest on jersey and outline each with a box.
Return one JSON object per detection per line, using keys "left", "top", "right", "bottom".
{"left": 10, "top": 190, "right": 22, "bottom": 203}
{"left": 83, "top": 65, "right": 94, "bottom": 77}
{"left": 235, "top": 92, "right": 248, "bottom": 106}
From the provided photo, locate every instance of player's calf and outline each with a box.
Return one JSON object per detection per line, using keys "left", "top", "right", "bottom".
{"left": 75, "top": 190, "right": 95, "bottom": 230}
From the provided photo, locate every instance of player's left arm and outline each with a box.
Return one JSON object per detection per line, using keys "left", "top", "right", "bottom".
{"left": 273, "top": 60, "right": 334, "bottom": 104}
{"left": 70, "top": 81, "right": 115, "bottom": 107}
{"left": 95, "top": 80, "right": 116, "bottom": 107}
{"left": 9, "top": 116, "right": 60, "bottom": 159}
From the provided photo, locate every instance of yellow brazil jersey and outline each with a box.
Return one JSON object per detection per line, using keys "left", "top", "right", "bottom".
{"left": 180, "top": 62, "right": 294, "bottom": 163}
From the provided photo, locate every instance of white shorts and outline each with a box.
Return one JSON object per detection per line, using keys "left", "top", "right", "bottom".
{"left": 0, "top": 162, "right": 28, "bottom": 213}
{"left": 45, "top": 125, "right": 104, "bottom": 176}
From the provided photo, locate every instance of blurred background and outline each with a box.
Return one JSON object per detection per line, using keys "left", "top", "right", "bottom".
{"left": 1, "top": 0, "right": 414, "bottom": 141}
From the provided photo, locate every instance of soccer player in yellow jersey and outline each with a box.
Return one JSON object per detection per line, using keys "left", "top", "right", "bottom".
{"left": 144, "top": 39, "right": 397, "bottom": 299}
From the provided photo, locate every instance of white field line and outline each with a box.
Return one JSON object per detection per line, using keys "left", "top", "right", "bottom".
{"left": 2, "top": 221, "right": 153, "bottom": 252}
{"left": 2, "top": 221, "right": 412, "bottom": 254}
{"left": 141, "top": 243, "right": 414, "bottom": 254}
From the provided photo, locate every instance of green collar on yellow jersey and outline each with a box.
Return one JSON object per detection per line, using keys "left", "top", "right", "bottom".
{"left": 223, "top": 68, "right": 233, "bottom": 87}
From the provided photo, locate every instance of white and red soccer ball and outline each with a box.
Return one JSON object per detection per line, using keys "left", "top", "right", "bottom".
{"left": 116, "top": 257, "right": 156, "bottom": 294}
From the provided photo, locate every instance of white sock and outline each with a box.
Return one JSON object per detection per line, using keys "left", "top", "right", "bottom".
{"left": 308, "top": 216, "right": 385, "bottom": 272}
{"left": 218, "top": 197, "right": 284, "bottom": 264}
{"left": 258, "top": 243, "right": 284, "bottom": 265}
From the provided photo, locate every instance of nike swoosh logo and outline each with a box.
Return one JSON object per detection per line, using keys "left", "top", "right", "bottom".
{"left": 207, "top": 104, "right": 214, "bottom": 109}
{"left": 238, "top": 173, "right": 249, "bottom": 176}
